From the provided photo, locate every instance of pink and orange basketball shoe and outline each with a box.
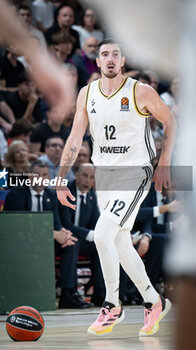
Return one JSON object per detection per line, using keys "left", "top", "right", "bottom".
{"left": 139, "top": 296, "right": 172, "bottom": 336}
{"left": 87, "top": 301, "right": 125, "bottom": 335}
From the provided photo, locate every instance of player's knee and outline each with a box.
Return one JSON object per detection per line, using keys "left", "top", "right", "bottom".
{"left": 94, "top": 230, "right": 106, "bottom": 250}
{"left": 94, "top": 215, "right": 119, "bottom": 249}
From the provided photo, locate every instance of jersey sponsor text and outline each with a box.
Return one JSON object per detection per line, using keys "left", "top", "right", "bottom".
{"left": 99, "top": 146, "right": 130, "bottom": 154}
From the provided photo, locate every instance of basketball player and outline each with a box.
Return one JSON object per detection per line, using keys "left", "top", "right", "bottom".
{"left": 57, "top": 39, "right": 176, "bottom": 336}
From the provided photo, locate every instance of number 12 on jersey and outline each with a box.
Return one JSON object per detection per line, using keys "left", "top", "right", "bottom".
{"left": 104, "top": 125, "right": 116, "bottom": 140}
{"left": 110, "top": 199, "right": 125, "bottom": 216}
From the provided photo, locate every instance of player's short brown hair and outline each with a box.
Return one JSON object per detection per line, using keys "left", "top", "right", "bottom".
{"left": 96, "top": 38, "right": 123, "bottom": 57}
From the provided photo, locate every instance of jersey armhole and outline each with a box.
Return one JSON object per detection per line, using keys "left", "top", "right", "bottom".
{"left": 85, "top": 84, "right": 91, "bottom": 110}
{"left": 132, "top": 81, "right": 150, "bottom": 117}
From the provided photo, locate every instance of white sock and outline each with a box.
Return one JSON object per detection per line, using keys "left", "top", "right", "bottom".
{"left": 115, "top": 229, "right": 159, "bottom": 304}
{"left": 94, "top": 215, "right": 120, "bottom": 307}
{"left": 105, "top": 282, "right": 119, "bottom": 306}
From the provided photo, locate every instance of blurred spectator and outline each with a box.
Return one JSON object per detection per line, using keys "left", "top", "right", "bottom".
{"left": 8, "top": 119, "right": 33, "bottom": 146}
{"left": 74, "top": 144, "right": 91, "bottom": 170}
{"left": 151, "top": 137, "right": 163, "bottom": 166}
{"left": 17, "top": 4, "right": 47, "bottom": 49}
{"left": 8, "top": 119, "right": 37, "bottom": 163}
{"left": 0, "top": 129, "right": 8, "bottom": 166}
{"left": 149, "top": 115, "right": 163, "bottom": 140}
{"left": 0, "top": 45, "right": 25, "bottom": 90}
{"left": 73, "top": 8, "right": 104, "bottom": 48}
{"left": 32, "top": 0, "right": 54, "bottom": 32}
{"left": 63, "top": 63, "right": 78, "bottom": 91}
{"left": 39, "top": 136, "right": 64, "bottom": 181}
{"left": 11, "top": 1, "right": 32, "bottom": 5}
{"left": 5, "top": 140, "right": 30, "bottom": 173}
{"left": 72, "top": 36, "right": 99, "bottom": 87}
{"left": 58, "top": 163, "right": 104, "bottom": 308}
{"left": 4, "top": 140, "right": 30, "bottom": 186}
{"left": 133, "top": 72, "right": 163, "bottom": 140}
{"left": 134, "top": 72, "right": 151, "bottom": 85}
{"left": 0, "top": 46, "right": 5, "bottom": 62}
{"left": 53, "top": 0, "right": 84, "bottom": 23}
{"left": 87, "top": 71, "right": 101, "bottom": 84}
{"left": 0, "top": 72, "right": 45, "bottom": 124}
{"left": 51, "top": 0, "right": 62, "bottom": 9}
{"left": 124, "top": 69, "right": 140, "bottom": 78}
{"left": 160, "top": 77, "right": 180, "bottom": 109}
{"left": 30, "top": 106, "right": 70, "bottom": 153}
{"left": 0, "top": 97, "right": 15, "bottom": 134}
{"left": 63, "top": 101, "right": 75, "bottom": 129}
{"left": 45, "top": 4, "right": 80, "bottom": 55}
{"left": 52, "top": 31, "right": 75, "bottom": 63}
{"left": 0, "top": 0, "right": 76, "bottom": 140}
{"left": 144, "top": 70, "right": 159, "bottom": 91}
{"left": 51, "top": 32, "right": 87, "bottom": 91}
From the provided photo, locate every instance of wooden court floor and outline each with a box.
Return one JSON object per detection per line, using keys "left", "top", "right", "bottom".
{"left": 0, "top": 306, "right": 175, "bottom": 350}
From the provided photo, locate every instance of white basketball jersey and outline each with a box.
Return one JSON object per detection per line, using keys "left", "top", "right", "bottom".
{"left": 86, "top": 77, "right": 156, "bottom": 166}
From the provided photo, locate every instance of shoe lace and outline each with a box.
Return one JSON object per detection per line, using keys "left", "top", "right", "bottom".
{"left": 97, "top": 307, "right": 109, "bottom": 322}
{"left": 144, "top": 308, "right": 152, "bottom": 325}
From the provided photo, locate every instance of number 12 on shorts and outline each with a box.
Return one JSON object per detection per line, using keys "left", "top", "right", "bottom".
{"left": 110, "top": 199, "right": 125, "bottom": 217}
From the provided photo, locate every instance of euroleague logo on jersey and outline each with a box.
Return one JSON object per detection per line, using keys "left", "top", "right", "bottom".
{"left": 120, "top": 97, "right": 130, "bottom": 111}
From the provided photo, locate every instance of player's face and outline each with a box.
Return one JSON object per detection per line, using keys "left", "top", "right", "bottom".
{"left": 96, "top": 44, "right": 125, "bottom": 79}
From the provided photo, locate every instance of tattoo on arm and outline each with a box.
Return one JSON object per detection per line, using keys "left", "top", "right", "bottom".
{"left": 59, "top": 146, "right": 78, "bottom": 178}
{"left": 64, "top": 147, "right": 77, "bottom": 166}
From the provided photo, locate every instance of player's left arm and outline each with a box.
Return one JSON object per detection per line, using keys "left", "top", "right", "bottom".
{"left": 137, "top": 84, "right": 177, "bottom": 191}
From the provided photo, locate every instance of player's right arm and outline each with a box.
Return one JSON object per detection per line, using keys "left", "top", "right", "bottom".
{"left": 57, "top": 86, "right": 89, "bottom": 209}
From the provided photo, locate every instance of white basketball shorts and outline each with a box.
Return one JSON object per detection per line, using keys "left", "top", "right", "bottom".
{"left": 95, "top": 164, "right": 153, "bottom": 229}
